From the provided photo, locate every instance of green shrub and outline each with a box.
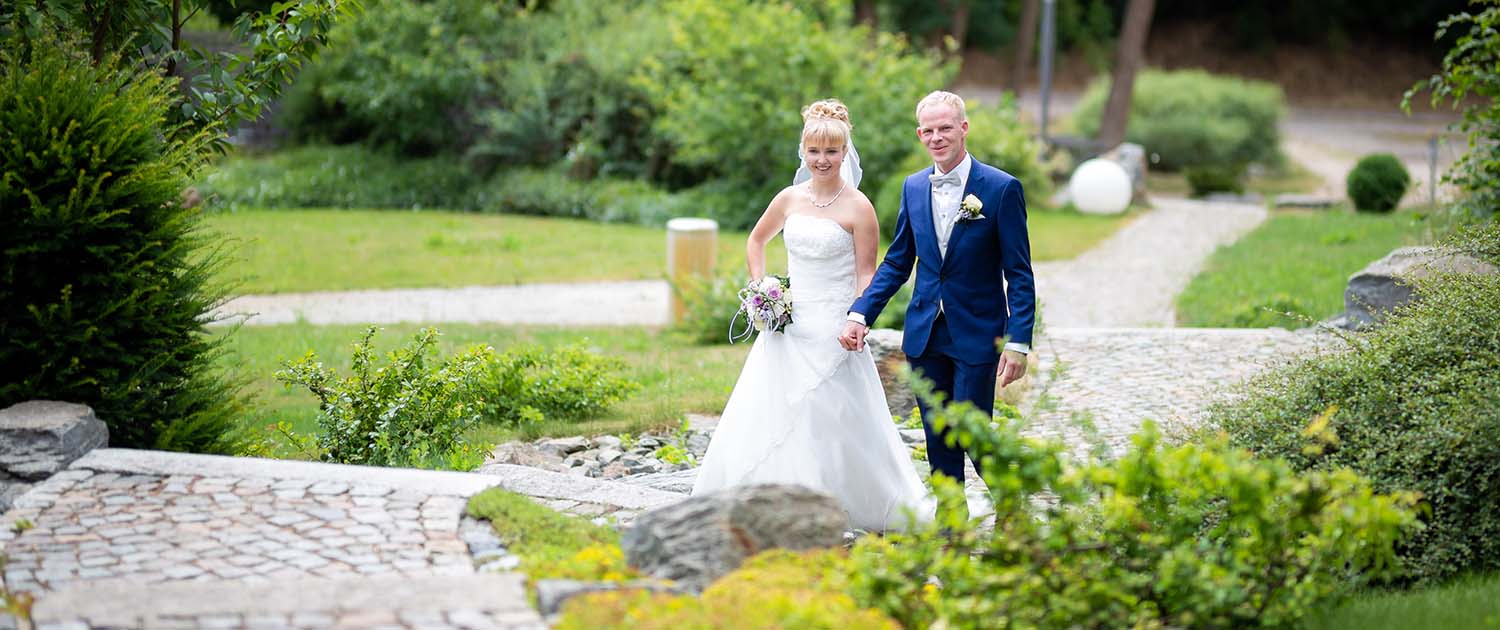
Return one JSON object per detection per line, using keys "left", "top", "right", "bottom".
{"left": 557, "top": 549, "right": 900, "bottom": 629}
{"left": 1185, "top": 163, "right": 1248, "bottom": 196}
{"left": 0, "top": 42, "right": 247, "bottom": 453}
{"left": 200, "top": 145, "right": 484, "bottom": 210}
{"left": 278, "top": 0, "right": 508, "bottom": 155}
{"left": 275, "top": 326, "right": 493, "bottom": 470}
{"left": 478, "top": 345, "right": 638, "bottom": 428}
{"left": 1347, "top": 153, "right": 1411, "bottom": 213}
{"left": 1406, "top": 1, "right": 1500, "bottom": 220}
{"left": 671, "top": 272, "right": 745, "bottom": 346}
{"left": 626, "top": 0, "right": 951, "bottom": 227}
{"left": 1205, "top": 223, "right": 1500, "bottom": 583}
{"left": 875, "top": 97, "right": 1052, "bottom": 241}
{"left": 846, "top": 378, "right": 1418, "bottom": 628}
{"left": 1071, "top": 69, "right": 1284, "bottom": 172}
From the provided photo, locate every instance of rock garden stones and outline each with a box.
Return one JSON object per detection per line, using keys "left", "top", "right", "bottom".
{"left": 619, "top": 484, "right": 848, "bottom": 592}
{"left": 1343, "top": 246, "right": 1499, "bottom": 328}
{"left": 0, "top": 401, "right": 109, "bottom": 512}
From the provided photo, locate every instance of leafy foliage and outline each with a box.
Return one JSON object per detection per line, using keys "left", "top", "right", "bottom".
{"left": 1347, "top": 153, "right": 1412, "bottom": 213}
{"left": 845, "top": 376, "right": 1418, "bottom": 628}
{"left": 1072, "top": 69, "right": 1284, "bottom": 173}
{"left": 1185, "top": 163, "right": 1248, "bottom": 196}
{"left": 1205, "top": 222, "right": 1500, "bottom": 583}
{"left": 0, "top": 42, "right": 248, "bottom": 453}
{"left": 1405, "top": 0, "right": 1500, "bottom": 220}
{"left": 275, "top": 327, "right": 492, "bottom": 470}
{"left": 670, "top": 272, "right": 746, "bottom": 346}
{"left": 478, "top": 345, "right": 639, "bottom": 429}
{"left": 201, "top": 144, "right": 484, "bottom": 210}
{"left": 557, "top": 549, "right": 900, "bottom": 630}
{"left": 0, "top": 0, "right": 355, "bottom": 150}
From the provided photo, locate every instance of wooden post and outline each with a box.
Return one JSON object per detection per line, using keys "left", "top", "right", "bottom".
{"left": 666, "top": 218, "right": 718, "bottom": 324}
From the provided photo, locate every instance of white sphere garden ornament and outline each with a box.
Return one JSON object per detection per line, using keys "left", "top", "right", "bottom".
{"left": 1068, "top": 158, "right": 1132, "bottom": 215}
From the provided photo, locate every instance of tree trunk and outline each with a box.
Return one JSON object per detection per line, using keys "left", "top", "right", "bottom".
{"left": 1097, "top": 0, "right": 1155, "bottom": 149}
{"left": 854, "top": 0, "right": 877, "bottom": 29}
{"left": 950, "top": 0, "right": 972, "bottom": 52}
{"left": 1008, "top": 0, "right": 1040, "bottom": 94}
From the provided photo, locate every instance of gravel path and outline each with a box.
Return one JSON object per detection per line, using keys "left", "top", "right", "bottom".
{"left": 1033, "top": 197, "right": 1267, "bottom": 328}
{"left": 214, "top": 281, "right": 669, "bottom": 328}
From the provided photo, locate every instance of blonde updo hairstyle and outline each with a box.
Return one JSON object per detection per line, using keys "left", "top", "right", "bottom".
{"left": 801, "top": 99, "right": 852, "bottom": 149}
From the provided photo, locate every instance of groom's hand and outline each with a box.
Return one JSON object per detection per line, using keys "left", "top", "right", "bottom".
{"left": 839, "top": 321, "right": 869, "bottom": 351}
{"left": 998, "top": 350, "right": 1027, "bottom": 387}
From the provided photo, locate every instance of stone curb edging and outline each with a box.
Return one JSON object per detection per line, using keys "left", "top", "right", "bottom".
{"left": 65, "top": 449, "right": 508, "bottom": 497}
{"left": 30, "top": 573, "right": 544, "bottom": 628}
{"left": 476, "top": 464, "right": 683, "bottom": 512}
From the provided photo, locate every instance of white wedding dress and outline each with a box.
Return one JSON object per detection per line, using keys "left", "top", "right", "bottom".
{"left": 691, "top": 213, "right": 932, "bottom": 531}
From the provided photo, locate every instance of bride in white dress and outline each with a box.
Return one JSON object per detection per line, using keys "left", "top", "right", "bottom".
{"left": 690, "top": 100, "right": 931, "bottom": 531}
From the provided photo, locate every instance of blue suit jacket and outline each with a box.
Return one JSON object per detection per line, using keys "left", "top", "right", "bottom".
{"left": 851, "top": 157, "right": 1035, "bottom": 365}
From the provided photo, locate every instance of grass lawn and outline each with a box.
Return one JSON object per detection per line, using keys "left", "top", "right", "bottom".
{"left": 221, "top": 322, "right": 750, "bottom": 450}
{"left": 206, "top": 209, "right": 787, "bottom": 294}
{"left": 206, "top": 207, "right": 1130, "bottom": 294}
{"left": 1305, "top": 573, "right": 1500, "bottom": 630}
{"left": 1175, "top": 207, "right": 1433, "bottom": 328}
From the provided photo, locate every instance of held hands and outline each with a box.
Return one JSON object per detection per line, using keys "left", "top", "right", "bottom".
{"left": 997, "top": 349, "right": 1028, "bottom": 387}
{"left": 839, "top": 321, "right": 869, "bottom": 351}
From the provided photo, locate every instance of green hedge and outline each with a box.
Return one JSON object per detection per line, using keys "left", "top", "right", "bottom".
{"left": 1, "top": 43, "right": 247, "bottom": 453}
{"left": 1347, "top": 153, "right": 1411, "bottom": 213}
{"left": 1071, "top": 69, "right": 1284, "bottom": 173}
{"left": 276, "top": 0, "right": 951, "bottom": 229}
{"left": 1205, "top": 223, "right": 1500, "bottom": 583}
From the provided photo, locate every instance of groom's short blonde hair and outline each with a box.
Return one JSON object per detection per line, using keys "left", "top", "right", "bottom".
{"left": 915, "top": 91, "right": 967, "bottom": 121}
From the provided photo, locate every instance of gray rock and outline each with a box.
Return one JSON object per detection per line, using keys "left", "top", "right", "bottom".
{"left": 898, "top": 428, "right": 926, "bottom": 444}
{"left": 0, "top": 401, "right": 108, "bottom": 480}
{"left": 616, "top": 469, "right": 698, "bottom": 494}
{"left": 485, "top": 442, "right": 566, "bottom": 472}
{"left": 635, "top": 436, "right": 665, "bottom": 449}
{"left": 1345, "top": 246, "right": 1499, "bottom": 328}
{"left": 620, "top": 455, "right": 661, "bottom": 476}
{"left": 592, "top": 436, "right": 623, "bottom": 450}
{"left": 686, "top": 433, "right": 711, "bottom": 456}
{"left": 537, "top": 436, "right": 590, "bottom": 458}
{"left": 864, "top": 329, "right": 916, "bottom": 420}
{"left": 1100, "top": 142, "right": 1148, "bottom": 202}
{"left": 620, "top": 484, "right": 848, "bottom": 592}
{"left": 596, "top": 448, "right": 624, "bottom": 465}
{"left": 534, "top": 579, "right": 687, "bottom": 618}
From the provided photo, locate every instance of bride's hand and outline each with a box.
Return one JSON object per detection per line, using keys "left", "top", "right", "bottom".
{"left": 839, "top": 321, "right": 868, "bottom": 351}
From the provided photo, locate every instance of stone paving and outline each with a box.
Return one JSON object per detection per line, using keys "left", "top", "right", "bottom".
{"left": 0, "top": 449, "right": 601, "bottom": 629}
{"left": 1016, "top": 326, "right": 1342, "bottom": 461}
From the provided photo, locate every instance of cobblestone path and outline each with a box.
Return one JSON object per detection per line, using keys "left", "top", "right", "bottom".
{"left": 1017, "top": 327, "right": 1340, "bottom": 461}
{"left": 0, "top": 450, "right": 585, "bottom": 629}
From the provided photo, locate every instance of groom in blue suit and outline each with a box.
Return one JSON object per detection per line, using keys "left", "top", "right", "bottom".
{"left": 841, "top": 90, "right": 1035, "bottom": 486}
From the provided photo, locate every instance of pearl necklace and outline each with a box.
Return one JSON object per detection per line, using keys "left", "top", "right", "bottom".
{"left": 807, "top": 180, "right": 847, "bottom": 208}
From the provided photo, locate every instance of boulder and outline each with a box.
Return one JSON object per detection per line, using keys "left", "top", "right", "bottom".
{"left": 617, "top": 469, "right": 698, "bottom": 494}
{"left": 1100, "top": 142, "right": 1149, "bottom": 203}
{"left": 864, "top": 329, "right": 916, "bottom": 420}
{"left": 485, "top": 442, "right": 566, "bottom": 473}
{"left": 620, "top": 484, "right": 848, "bottom": 592}
{"left": 1345, "top": 246, "right": 1499, "bottom": 328}
{"left": 534, "top": 579, "right": 688, "bottom": 619}
{"left": 0, "top": 401, "right": 108, "bottom": 480}
{"left": 537, "top": 436, "right": 590, "bottom": 458}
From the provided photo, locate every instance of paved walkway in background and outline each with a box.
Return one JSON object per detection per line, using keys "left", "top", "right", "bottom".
{"left": 0, "top": 450, "right": 679, "bottom": 629}
{"left": 1033, "top": 197, "right": 1267, "bottom": 328}
{"left": 214, "top": 281, "right": 670, "bottom": 328}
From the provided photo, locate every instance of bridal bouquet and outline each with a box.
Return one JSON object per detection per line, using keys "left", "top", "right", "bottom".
{"left": 729, "top": 275, "right": 793, "bottom": 343}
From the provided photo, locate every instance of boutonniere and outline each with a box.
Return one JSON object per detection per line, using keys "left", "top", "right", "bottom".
{"left": 959, "top": 194, "right": 985, "bottom": 221}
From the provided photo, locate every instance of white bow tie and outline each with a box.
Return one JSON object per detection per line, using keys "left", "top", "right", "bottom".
{"left": 929, "top": 171, "right": 961, "bottom": 189}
